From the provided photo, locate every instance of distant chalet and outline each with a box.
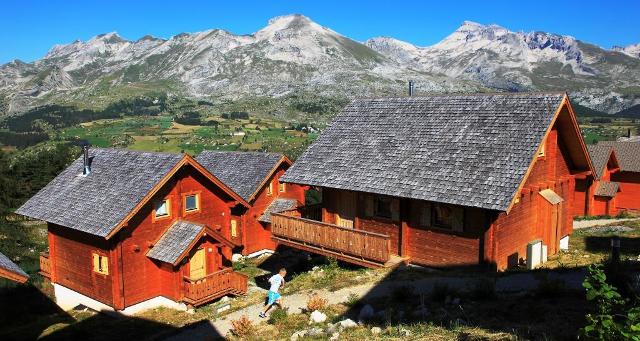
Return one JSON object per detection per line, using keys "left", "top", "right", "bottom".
{"left": 277, "top": 92, "right": 594, "bottom": 270}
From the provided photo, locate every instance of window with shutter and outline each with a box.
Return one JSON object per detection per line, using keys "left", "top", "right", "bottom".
{"left": 92, "top": 253, "right": 109, "bottom": 275}
{"left": 267, "top": 182, "right": 273, "bottom": 196}
{"left": 279, "top": 182, "right": 286, "bottom": 192}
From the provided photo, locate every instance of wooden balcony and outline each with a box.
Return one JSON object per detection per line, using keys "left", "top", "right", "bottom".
{"left": 182, "top": 268, "right": 248, "bottom": 306}
{"left": 271, "top": 212, "right": 392, "bottom": 268}
{"left": 39, "top": 252, "right": 51, "bottom": 278}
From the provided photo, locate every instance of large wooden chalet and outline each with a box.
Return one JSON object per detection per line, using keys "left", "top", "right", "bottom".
{"left": 277, "top": 92, "right": 594, "bottom": 270}
{"left": 574, "top": 142, "right": 640, "bottom": 216}
{"left": 16, "top": 148, "right": 300, "bottom": 313}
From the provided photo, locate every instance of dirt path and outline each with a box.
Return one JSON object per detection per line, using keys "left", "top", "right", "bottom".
{"left": 167, "top": 268, "right": 586, "bottom": 340}
{"left": 573, "top": 218, "right": 633, "bottom": 229}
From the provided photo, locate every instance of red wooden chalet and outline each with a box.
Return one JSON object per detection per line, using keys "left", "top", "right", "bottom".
{"left": 276, "top": 92, "right": 594, "bottom": 270}
{"left": 17, "top": 148, "right": 250, "bottom": 312}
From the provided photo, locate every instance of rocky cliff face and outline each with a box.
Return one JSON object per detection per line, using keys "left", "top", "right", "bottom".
{"left": 1, "top": 15, "right": 638, "bottom": 115}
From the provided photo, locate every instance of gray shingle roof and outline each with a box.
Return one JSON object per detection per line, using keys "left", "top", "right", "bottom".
{"left": 16, "top": 148, "right": 184, "bottom": 237}
{"left": 588, "top": 145, "right": 614, "bottom": 180}
{"left": 598, "top": 141, "right": 640, "bottom": 173}
{"left": 147, "top": 220, "right": 204, "bottom": 265}
{"left": 196, "top": 151, "right": 284, "bottom": 202}
{"left": 594, "top": 181, "right": 620, "bottom": 197}
{"left": 259, "top": 198, "right": 298, "bottom": 223}
{"left": 281, "top": 93, "right": 566, "bottom": 211}
{"left": 0, "top": 251, "right": 28, "bottom": 280}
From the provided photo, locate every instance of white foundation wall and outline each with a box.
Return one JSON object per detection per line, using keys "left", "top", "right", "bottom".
{"left": 53, "top": 283, "right": 187, "bottom": 315}
{"left": 53, "top": 283, "right": 115, "bottom": 312}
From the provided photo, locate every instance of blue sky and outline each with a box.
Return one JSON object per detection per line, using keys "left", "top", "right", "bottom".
{"left": 2, "top": 0, "right": 639, "bottom": 64}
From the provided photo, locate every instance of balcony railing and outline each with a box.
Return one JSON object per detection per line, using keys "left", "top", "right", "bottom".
{"left": 183, "top": 268, "right": 248, "bottom": 306}
{"left": 271, "top": 212, "right": 391, "bottom": 266}
{"left": 39, "top": 252, "right": 51, "bottom": 278}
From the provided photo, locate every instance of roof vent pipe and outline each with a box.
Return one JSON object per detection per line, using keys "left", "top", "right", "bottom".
{"left": 83, "top": 145, "right": 91, "bottom": 175}
{"left": 408, "top": 80, "right": 414, "bottom": 97}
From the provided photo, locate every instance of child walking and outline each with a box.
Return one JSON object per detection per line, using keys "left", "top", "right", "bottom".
{"left": 259, "top": 268, "right": 286, "bottom": 318}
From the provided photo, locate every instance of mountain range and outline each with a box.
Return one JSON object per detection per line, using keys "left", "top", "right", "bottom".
{"left": 1, "top": 14, "right": 639, "bottom": 115}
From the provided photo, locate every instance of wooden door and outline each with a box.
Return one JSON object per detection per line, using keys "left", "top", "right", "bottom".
{"left": 336, "top": 191, "right": 356, "bottom": 228}
{"left": 189, "top": 248, "right": 206, "bottom": 279}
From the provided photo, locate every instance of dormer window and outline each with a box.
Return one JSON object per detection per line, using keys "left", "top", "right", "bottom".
{"left": 184, "top": 193, "right": 200, "bottom": 213}
{"left": 155, "top": 199, "right": 170, "bottom": 218}
{"left": 279, "top": 182, "right": 286, "bottom": 193}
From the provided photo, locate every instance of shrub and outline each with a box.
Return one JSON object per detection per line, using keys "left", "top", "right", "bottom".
{"left": 391, "top": 285, "right": 413, "bottom": 302}
{"left": 536, "top": 277, "right": 567, "bottom": 298}
{"left": 580, "top": 265, "right": 640, "bottom": 339}
{"left": 431, "top": 282, "right": 454, "bottom": 302}
{"left": 306, "top": 293, "right": 328, "bottom": 312}
{"left": 345, "top": 292, "right": 360, "bottom": 307}
{"left": 268, "top": 307, "right": 288, "bottom": 325}
{"left": 231, "top": 315, "right": 255, "bottom": 337}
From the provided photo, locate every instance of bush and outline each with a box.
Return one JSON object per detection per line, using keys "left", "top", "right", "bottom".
{"left": 345, "top": 292, "right": 360, "bottom": 307}
{"left": 470, "top": 278, "right": 496, "bottom": 300}
{"left": 431, "top": 282, "right": 455, "bottom": 302}
{"left": 231, "top": 315, "right": 255, "bottom": 337}
{"left": 581, "top": 265, "right": 640, "bottom": 339}
{"left": 306, "top": 293, "right": 328, "bottom": 312}
{"left": 268, "top": 307, "right": 288, "bottom": 325}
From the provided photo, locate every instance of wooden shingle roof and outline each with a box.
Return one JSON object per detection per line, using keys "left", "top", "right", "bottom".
{"left": 147, "top": 220, "right": 205, "bottom": 265}
{"left": 598, "top": 141, "right": 640, "bottom": 173}
{"left": 0, "top": 251, "right": 29, "bottom": 283}
{"left": 196, "top": 151, "right": 286, "bottom": 202}
{"left": 594, "top": 181, "right": 620, "bottom": 197}
{"left": 259, "top": 198, "right": 298, "bottom": 223}
{"left": 588, "top": 145, "right": 615, "bottom": 180}
{"left": 16, "top": 148, "right": 184, "bottom": 237}
{"left": 281, "top": 93, "right": 568, "bottom": 211}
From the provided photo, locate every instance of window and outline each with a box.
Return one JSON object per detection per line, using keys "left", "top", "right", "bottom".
{"left": 184, "top": 194, "right": 199, "bottom": 212}
{"left": 267, "top": 182, "right": 273, "bottom": 196}
{"left": 279, "top": 182, "right": 286, "bottom": 193}
{"left": 231, "top": 219, "right": 238, "bottom": 238}
{"left": 92, "top": 253, "right": 109, "bottom": 275}
{"left": 538, "top": 140, "right": 546, "bottom": 158}
{"left": 374, "top": 196, "right": 392, "bottom": 219}
{"left": 155, "top": 199, "right": 170, "bottom": 218}
{"left": 433, "top": 204, "right": 464, "bottom": 231}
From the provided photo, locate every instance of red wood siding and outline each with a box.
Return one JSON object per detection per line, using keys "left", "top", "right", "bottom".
{"left": 48, "top": 224, "right": 115, "bottom": 307}
{"left": 611, "top": 172, "right": 640, "bottom": 212}
{"left": 241, "top": 165, "right": 305, "bottom": 255}
{"left": 490, "top": 126, "right": 576, "bottom": 270}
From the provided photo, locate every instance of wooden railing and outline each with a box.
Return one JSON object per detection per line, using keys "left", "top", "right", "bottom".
{"left": 39, "top": 252, "right": 51, "bottom": 278}
{"left": 183, "top": 268, "right": 248, "bottom": 305}
{"left": 271, "top": 213, "right": 391, "bottom": 264}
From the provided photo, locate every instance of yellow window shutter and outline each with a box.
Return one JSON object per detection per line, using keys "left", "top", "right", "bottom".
{"left": 101, "top": 256, "right": 109, "bottom": 275}
{"left": 231, "top": 219, "right": 238, "bottom": 237}
{"left": 92, "top": 253, "right": 99, "bottom": 272}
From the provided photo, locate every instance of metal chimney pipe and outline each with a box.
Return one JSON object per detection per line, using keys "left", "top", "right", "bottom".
{"left": 83, "top": 145, "right": 91, "bottom": 175}
{"left": 408, "top": 81, "right": 414, "bottom": 97}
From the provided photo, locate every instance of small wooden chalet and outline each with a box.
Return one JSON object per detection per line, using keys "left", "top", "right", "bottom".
{"left": 17, "top": 148, "right": 249, "bottom": 312}
{"left": 195, "top": 151, "right": 305, "bottom": 256}
{"left": 574, "top": 145, "right": 621, "bottom": 216}
{"left": 0, "top": 251, "right": 29, "bottom": 283}
{"left": 277, "top": 92, "right": 594, "bottom": 270}
{"left": 575, "top": 142, "right": 640, "bottom": 215}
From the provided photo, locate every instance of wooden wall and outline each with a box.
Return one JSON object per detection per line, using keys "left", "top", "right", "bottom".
{"left": 48, "top": 224, "right": 115, "bottom": 307}
{"left": 241, "top": 164, "right": 305, "bottom": 255}
{"left": 490, "top": 125, "right": 576, "bottom": 270}
{"left": 611, "top": 172, "right": 640, "bottom": 212}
